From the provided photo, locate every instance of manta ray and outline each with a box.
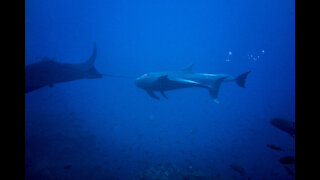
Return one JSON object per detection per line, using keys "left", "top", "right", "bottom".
{"left": 25, "top": 43, "right": 103, "bottom": 93}
{"left": 135, "top": 64, "right": 251, "bottom": 103}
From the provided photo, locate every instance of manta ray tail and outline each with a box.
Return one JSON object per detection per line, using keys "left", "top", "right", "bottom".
{"left": 209, "top": 77, "right": 227, "bottom": 104}
{"left": 236, "top": 71, "right": 251, "bottom": 88}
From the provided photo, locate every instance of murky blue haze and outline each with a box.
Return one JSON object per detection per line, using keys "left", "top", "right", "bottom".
{"left": 25, "top": 0, "right": 295, "bottom": 179}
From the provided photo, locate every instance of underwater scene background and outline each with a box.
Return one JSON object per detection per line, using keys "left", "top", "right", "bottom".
{"left": 25, "top": 0, "right": 295, "bottom": 179}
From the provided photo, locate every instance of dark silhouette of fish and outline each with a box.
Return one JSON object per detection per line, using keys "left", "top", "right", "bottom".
{"left": 230, "top": 164, "right": 252, "bottom": 180}
{"left": 266, "top": 144, "right": 283, "bottom": 151}
{"left": 135, "top": 63, "right": 251, "bottom": 103}
{"left": 25, "top": 43, "right": 102, "bottom": 93}
{"left": 230, "top": 164, "right": 247, "bottom": 177}
{"left": 279, "top": 156, "right": 295, "bottom": 165}
{"left": 270, "top": 118, "right": 295, "bottom": 137}
{"left": 284, "top": 166, "right": 294, "bottom": 176}
{"left": 64, "top": 165, "right": 72, "bottom": 170}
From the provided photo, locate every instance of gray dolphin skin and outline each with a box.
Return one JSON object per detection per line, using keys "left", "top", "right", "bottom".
{"left": 135, "top": 64, "right": 251, "bottom": 103}
{"left": 25, "top": 43, "right": 102, "bottom": 93}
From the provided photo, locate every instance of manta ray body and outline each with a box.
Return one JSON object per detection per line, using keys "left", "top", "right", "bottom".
{"left": 25, "top": 44, "right": 102, "bottom": 93}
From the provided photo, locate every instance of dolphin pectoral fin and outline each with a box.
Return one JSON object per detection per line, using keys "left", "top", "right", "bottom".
{"left": 146, "top": 91, "right": 160, "bottom": 100}
{"left": 208, "top": 77, "right": 227, "bottom": 103}
{"left": 160, "top": 91, "right": 168, "bottom": 99}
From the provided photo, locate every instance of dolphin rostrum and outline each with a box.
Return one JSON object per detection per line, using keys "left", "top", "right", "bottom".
{"left": 25, "top": 43, "right": 103, "bottom": 93}
{"left": 135, "top": 64, "right": 251, "bottom": 103}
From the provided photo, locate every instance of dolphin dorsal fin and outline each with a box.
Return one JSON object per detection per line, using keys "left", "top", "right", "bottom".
{"left": 181, "top": 63, "right": 194, "bottom": 73}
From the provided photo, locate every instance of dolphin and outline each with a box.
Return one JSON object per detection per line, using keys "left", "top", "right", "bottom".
{"left": 135, "top": 64, "right": 251, "bottom": 103}
{"left": 25, "top": 43, "right": 102, "bottom": 93}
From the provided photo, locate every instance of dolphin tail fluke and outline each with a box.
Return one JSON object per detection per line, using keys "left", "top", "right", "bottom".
{"left": 236, "top": 71, "right": 251, "bottom": 88}
{"left": 209, "top": 77, "right": 227, "bottom": 104}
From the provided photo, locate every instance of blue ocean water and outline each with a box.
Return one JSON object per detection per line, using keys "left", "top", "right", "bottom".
{"left": 25, "top": 0, "right": 295, "bottom": 179}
